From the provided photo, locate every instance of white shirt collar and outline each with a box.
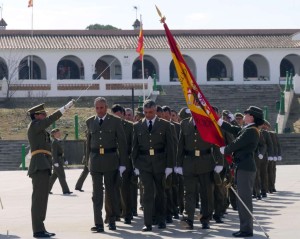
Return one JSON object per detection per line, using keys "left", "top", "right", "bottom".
{"left": 147, "top": 116, "right": 157, "bottom": 126}
{"left": 243, "top": 122, "right": 255, "bottom": 128}
{"left": 98, "top": 114, "right": 107, "bottom": 121}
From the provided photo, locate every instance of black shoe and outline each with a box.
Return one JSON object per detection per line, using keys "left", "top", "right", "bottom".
{"left": 213, "top": 215, "right": 224, "bottom": 223}
{"left": 142, "top": 225, "right": 152, "bottom": 232}
{"left": 257, "top": 194, "right": 262, "bottom": 200}
{"left": 273, "top": 188, "right": 277, "bottom": 192}
{"left": 158, "top": 222, "right": 166, "bottom": 229}
{"left": 124, "top": 218, "right": 131, "bottom": 224}
{"left": 232, "top": 206, "right": 238, "bottom": 211}
{"left": 63, "top": 191, "right": 73, "bottom": 195}
{"left": 202, "top": 223, "right": 210, "bottom": 229}
{"left": 181, "top": 218, "right": 193, "bottom": 230}
{"left": 91, "top": 224, "right": 104, "bottom": 232}
{"left": 49, "top": 192, "right": 53, "bottom": 195}
{"left": 233, "top": 231, "right": 253, "bottom": 237}
{"left": 108, "top": 223, "right": 116, "bottom": 230}
{"left": 139, "top": 206, "right": 144, "bottom": 211}
{"left": 261, "top": 193, "right": 267, "bottom": 198}
{"left": 166, "top": 216, "right": 173, "bottom": 223}
{"left": 132, "top": 211, "right": 138, "bottom": 217}
{"left": 115, "top": 217, "right": 121, "bottom": 222}
{"left": 173, "top": 213, "right": 179, "bottom": 219}
{"left": 33, "top": 231, "right": 55, "bottom": 238}
{"left": 75, "top": 188, "right": 84, "bottom": 192}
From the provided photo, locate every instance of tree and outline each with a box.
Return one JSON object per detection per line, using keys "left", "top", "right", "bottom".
{"left": 86, "top": 24, "right": 120, "bottom": 30}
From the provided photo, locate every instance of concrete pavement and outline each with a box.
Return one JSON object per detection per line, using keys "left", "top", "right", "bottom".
{"left": 0, "top": 165, "right": 300, "bottom": 239}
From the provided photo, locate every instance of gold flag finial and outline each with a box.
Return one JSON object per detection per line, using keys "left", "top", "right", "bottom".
{"left": 155, "top": 5, "right": 166, "bottom": 23}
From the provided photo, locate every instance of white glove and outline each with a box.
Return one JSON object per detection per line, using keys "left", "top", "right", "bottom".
{"left": 268, "top": 157, "right": 274, "bottom": 161}
{"left": 214, "top": 165, "right": 223, "bottom": 173}
{"left": 217, "top": 118, "right": 224, "bottom": 126}
{"left": 220, "top": 146, "right": 225, "bottom": 155}
{"left": 119, "top": 166, "right": 126, "bottom": 177}
{"left": 134, "top": 168, "right": 140, "bottom": 176}
{"left": 258, "top": 154, "right": 263, "bottom": 160}
{"left": 175, "top": 167, "right": 183, "bottom": 175}
{"left": 64, "top": 161, "right": 68, "bottom": 165}
{"left": 273, "top": 156, "right": 278, "bottom": 161}
{"left": 228, "top": 113, "right": 235, "bottom": 122}
{"left": 278, "top": 156, "right": 282, "bottom": 161}
{"left": 54, "top": 163, "right": 59, "bottom": 167}
{"left": 165, "top": 167, "right": 173, "bottom": 178}
{"left": 59, "top": 99, "right": 75, "bottom": 114}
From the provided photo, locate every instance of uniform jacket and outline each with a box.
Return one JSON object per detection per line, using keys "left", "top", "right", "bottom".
{"left": 255, "top": 130, "right": 267, "bottom": 157}
{"left": 27, "top": 110, "right": 62, "bottom": 176}
{"left": 51, "top": 138, "right": 65, "bottom": 165}
{"left": 177, "top": 117, "right": 223, "bottom": 175}
{"left": 86, "top": 113, "right": 127, "bottom": 173}
{"left": 269, "top": 131, "right": 281, "bottom": 157}
{"left": 222, "top": 121, "right": 260, "bottom": 172}
{"left": 261, "top": 129, "right": 274, "bottom": 158}
{"left": 132, "top": 117, "right": 174, "bottom": 173}
{"left": 122, "top": 119, "right": 134, "bottom": 170}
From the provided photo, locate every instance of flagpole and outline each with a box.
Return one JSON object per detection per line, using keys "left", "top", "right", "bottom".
{"left": 140, "top": 14, "right": 145, "bottom": 102}
{"left": 30, "top": 2, "right": 33, "bottom": 80}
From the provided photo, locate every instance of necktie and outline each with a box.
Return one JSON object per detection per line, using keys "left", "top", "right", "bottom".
{"left": 99, "top": 118, "right": 103, "bottom": 126}
{"left": 148, "top": 120, "right": 152, "bottom": 132}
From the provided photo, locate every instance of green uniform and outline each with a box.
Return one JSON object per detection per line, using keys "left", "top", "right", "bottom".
{"left": 221, "top": 121, "right": 260, "bottom": 234}
{"left": 177, "top": 118, "right": 223, "bottom": 226}
{"left": 86, "top": 113, "right": 127, "bottom": 226}
{"left": 27, "top": 110, "right": 62, "bottom": 233}
{"left": 49, "top": 138, "right": 71, "bottom": 193}
{"left": 132, "top": 117, "right": 174, "bottom": 227}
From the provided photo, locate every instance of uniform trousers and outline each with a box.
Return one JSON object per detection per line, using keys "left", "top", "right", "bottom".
{"left": 184, "top": 171, "right": 214, "bottom": 224}
{"left": 139, "top": 170, "right": 166, "bottom": 226}
{"left": 31, "top": 170, "right": 50, "bottom": 233}
{"left": 120, "top": 169, "right": 133, "bottom": 219}
{"left": 49, "top": 165, "right": 70, "bottom": 193}
{"left": 253, "top": 157, "right": 261, "bottom": 196}
{"left": 75, "top": 165, "right": 89, "bottom": 190}
{"left": 259, "top": 158, "right": 268, "bottom": 194}
{"left": 91, "top": 170, "right": 118, "bottom": 225}
{"left": 236, "top": 169, "right": 256, "bottom": 233}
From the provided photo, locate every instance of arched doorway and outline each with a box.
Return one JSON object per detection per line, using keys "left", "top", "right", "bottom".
{"left": 132, "top": 55, "right": 159, "bottom": 80}
{"left": 94, "top": 55, "right": 122, "bottom": 80}
{"left": 207, "top": 55, "right": 233, "bottom": 81}
{"left": 243, "top": 54, "right": 270, "bottom": 81}
{"left": 0, "top": 58, "right": 8, "bottom": 80}
{"left": 19, "top": 55, "right": 46, "bottom": 80}
{"left": 57, "top": 55, "right": 84, "bottom": 80}
{"left": 169, "top": 55, "right": 196, "bottom": 82}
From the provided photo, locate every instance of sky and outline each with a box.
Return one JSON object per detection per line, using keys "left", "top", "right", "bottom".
{"left": 1, "top": 0, "right": 300, "bottom": 30}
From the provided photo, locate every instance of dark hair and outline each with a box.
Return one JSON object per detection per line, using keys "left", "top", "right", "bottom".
{"left": 111, "top": 104, "right": 125, "bottom": 115}
{"left": 156, "top": 105, "right": 163, "bottom": 113}
{"left": 162, "top": 106, "right": 171, "bottom": 114}
{"left": 143, "top": 99, "right": 156, "bottom": 109}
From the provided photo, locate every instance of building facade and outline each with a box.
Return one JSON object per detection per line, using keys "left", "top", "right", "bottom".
{"left": 1, "top": 29, "right": 300, "bottom": 98}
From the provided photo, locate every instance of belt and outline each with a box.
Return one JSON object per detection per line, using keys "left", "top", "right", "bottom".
{"left": 184, "top": 149, "right": 211, "bottom": 157}
{"left": 139, "top": 148, "right": 165, "bottom": 156}
{"left": 91, "top": 148, "right": 117, "bottom": 155}
{"left": 31, "top": 149, "right": 52, "bottom": 157}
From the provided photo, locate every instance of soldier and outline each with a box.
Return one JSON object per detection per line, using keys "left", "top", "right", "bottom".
{"left": 269, "top": 130, "right": 282, "bottom": 193}
{"left": 27, "top": 100, "right": 74, "bottom": 238}
{"left": 177, "top": 107, "right": 192, "bottom": 215}
{"left": 162, "top": 105, "right": 180, "bottom": 222}
{"left": 177, "top": 115, "right": 223, "bottom": 230}
{"left": 125, "top": 108, "right": 134, "bottom": 122}
{"left": 132, "top": 99, "right": 174, "bottom": 231}
{"left": 111, "top": 104, "right": 134, "bottom": 224}
{"left": 48, "top": 128, "right": 72, "bottom": 195}
{"left": 87, "top": 97, "right": 127, "bottom": 232}
{"left": 260, "top": 121, "right": 274, "bottom": 197}
{"left": 218, "top": 106, "right": 265, "bottom": 238}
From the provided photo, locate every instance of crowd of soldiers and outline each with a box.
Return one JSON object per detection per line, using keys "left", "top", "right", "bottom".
{"left": 26, "top": 97, "right": 282, "bottom": 238}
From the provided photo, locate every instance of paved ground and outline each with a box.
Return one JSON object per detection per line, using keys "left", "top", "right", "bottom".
{"left": 0, "top": 165, "right": 299, "bottom": 239}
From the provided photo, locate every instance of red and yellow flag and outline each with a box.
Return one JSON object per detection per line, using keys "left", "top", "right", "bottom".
{"left": 28, "top": 0, "right": 33, "bottom": 7}
{"left": 136, "top": 22, "right": 144, "bottom": 61}
{"left": 157, "top": 9, "right": 225, "bottom": 147}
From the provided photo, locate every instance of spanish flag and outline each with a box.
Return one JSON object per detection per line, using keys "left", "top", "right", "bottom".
{"left": 28, "top": 0, "right": 33, "bottom": 7}
{"left": 136, "top": 22, "right": 144, "bottom": 61}
{"left": 157, "top": 8, "right": 225, "bottom": 147}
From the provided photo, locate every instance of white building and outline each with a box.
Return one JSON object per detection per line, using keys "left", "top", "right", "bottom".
{"left": 1, "top": 26, "right": 300, "bottom": 98}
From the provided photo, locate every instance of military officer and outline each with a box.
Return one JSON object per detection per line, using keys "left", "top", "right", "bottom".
{"left": 218, "top": 106, "right": 265, "bottom": 238}
{"left": 27, "top": 100, "right": 74, "bottom": 238}
{"left": 111, "top": 104, "right": 134, "bottom": 224}
{"left": 177, "top": 115, "right": 223, "bottom": 230}
{"left": 132, "top": 99, "right": 174, "bottom": 231}
{"left": 260, "top": 121, "right": 274, "bottom": 197}
{"left": 87, "top": 97, "right": 127, "bottom": 232}
{"left": 48, "top": 128, "right": 72, "bottom": 195}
